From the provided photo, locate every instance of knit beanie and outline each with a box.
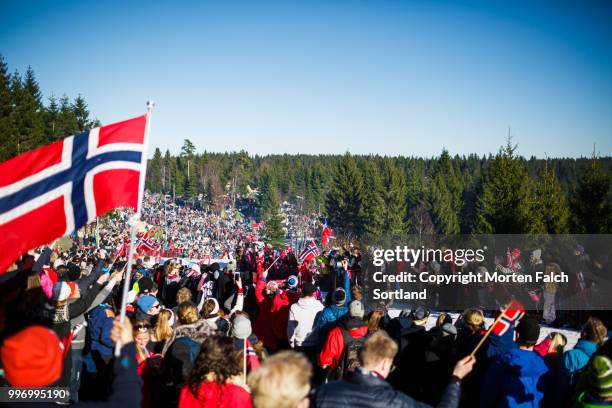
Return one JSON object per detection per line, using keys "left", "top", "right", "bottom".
{"left": 231, "top": 315, "right": 253, "bottom": 339}
{"left": 411, "top": 306, "right": 430, "bottom": 322}
{"left": 1, "top": 326, "right": 62, "bottom": 387}
{"left": 287, "top": 275, "right": 298, "bottom": 290}
{"left": 589, "top": 355, "right": 612, "bottom": 398}
{"left": 332, "top": 288, "right": 346, "bottom": 306}
{"left": 136, "top": 295, "right": 158, "bottom": 314}
{"left": 349, "top": 300, "right": 365, "bottom": 319}
{"left": 52, "top": 281, "right": 77, "bottom": 302}
{"left": 516, "top": 317, "right": 540, "bottom": 344}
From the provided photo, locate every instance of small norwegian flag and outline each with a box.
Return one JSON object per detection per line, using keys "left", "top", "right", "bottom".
{"left": 137, "top": 231, "right": 157, "bottom": 252}
{"left": 0, "top": 114, "right": 149, "bottom": 272}
{"left": 321, "top": 220, "right": 332, "bottom": 246}
{"left": 298, "top": 241, "right": 320, "bottom": 264}
{"left": 491, "top": 299, "right": 525, "bottom": 336}
{"left": 114, "top": 242, "right": 128, "bottom": 258}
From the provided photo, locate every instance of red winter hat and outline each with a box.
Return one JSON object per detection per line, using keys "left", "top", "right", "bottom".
{"left": 1, "top": 326, "right": 62, "bottom": 387}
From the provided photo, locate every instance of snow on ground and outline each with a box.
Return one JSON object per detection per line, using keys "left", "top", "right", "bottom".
{"left": 387, "top": 309, "right": 582, "bottom": 350}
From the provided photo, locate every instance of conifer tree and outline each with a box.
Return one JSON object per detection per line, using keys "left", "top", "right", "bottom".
{"left": 11, "top": 69, "right": 45, "bottom": 154}
{"left": 0, "top": 55, "right": 17, "bottom": 161}
{"left": 427, "top": 150, "right": 462, "bottom": 234}
{"left": 44, "top": 94, "right": 61, "bottom": 142}
{"left": 380, "top": 159, "right": 407, "bottom": 236}
{"left": 23, "top": 66, "right": 42, "bottom": 110}
{"left": 72, "top": 95, "right": 92, "bottom": 132}
{"left": 147, "top": 148, "right": 164, "bottom": 192}
{"left": 57, "top": 94, "right": 78, "bottom": 137}
{"left": 428, "top": 173, "right": 460, "bottom": 234}
{"left": 359, "top": 160, "right": 385, "bottom": 237}
{"left": 475, "top": 139, "right": 536, "bottom": 233}
{"left": 571, "top": 154, "right": 612, "bottom": 233}
{"left": 326, "top": 152, "right": 364, "bottom": 236}
{"left": 533, "top": 161, "right": 570, "bottom": 233}
{"left": 259, "top": 168, "right": 279, "bottom": 219}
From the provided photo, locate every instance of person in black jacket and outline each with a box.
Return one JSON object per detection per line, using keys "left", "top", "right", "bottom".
{"left": 315, "top": 330, "right": 475, "bottom": 408}
{"left": 387, "top": 307, "right": 434, "bottom": 400}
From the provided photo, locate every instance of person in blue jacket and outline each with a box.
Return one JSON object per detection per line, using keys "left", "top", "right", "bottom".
{"left": 561, "top": 317, "right": 608, "bottom": 388}
{"left": 481, "top": 317, "right": 550, "bottom": 408}
{"left": 317, "top": 263, "right": 351, "bottom": 333}
{"left": 83, "top": 295, "right": 115, "bottom": 398}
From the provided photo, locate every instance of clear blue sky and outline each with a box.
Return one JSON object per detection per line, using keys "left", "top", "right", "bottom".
{"left": 1, "top": 0, "right": 611, "bottom": 158}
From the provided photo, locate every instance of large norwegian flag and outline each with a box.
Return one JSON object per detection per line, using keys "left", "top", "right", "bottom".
{"left": 0, "top": 114, "right": 149, "bottom": 272}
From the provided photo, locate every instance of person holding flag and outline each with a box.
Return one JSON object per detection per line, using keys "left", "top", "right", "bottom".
{"left": 480, "top": 316, "right": 551, "bottom": 408}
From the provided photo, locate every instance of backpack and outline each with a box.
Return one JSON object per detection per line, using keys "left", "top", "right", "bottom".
{"left": 335, "top": 327, "right": 368, "bottom": 379}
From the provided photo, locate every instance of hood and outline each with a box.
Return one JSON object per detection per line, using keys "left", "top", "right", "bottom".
{"left": 575, "top": 339, "right": 598, "bottom": 357}
{"left": 161, "top": 319, "right": 216, "bottom": 356}
{"left": 341, "top": 317, "right": 368, "bottom": 334}
{"left": 499, "top": 348, "right": 549, "bottom": 378}
{"left": 295, "top": 297, "right": 324, "bottom": 311}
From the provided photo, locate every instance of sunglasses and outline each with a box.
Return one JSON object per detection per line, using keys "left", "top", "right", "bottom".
{"left": 134, "top": 324, "right": 151, "bottom": 331}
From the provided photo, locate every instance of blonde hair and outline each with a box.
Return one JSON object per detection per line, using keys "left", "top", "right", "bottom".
{"left": 463, "top": 309, "right": 485, "bottom": 333}
{"left": 177, "top": 302, "right": 199, "bottom": 325}
{"left": 548, "top": 332, "right": 567, "bottom": 354}
{"left": 154, "top": 309, "right": 174, "bottom": 342}
{"left": 248, "top": 351, "right": 312, "bottom": 408}
{"left": 175, "top": 287, "right": 192, "bottom": 305}
{"left": 360, "top": 330, "right": 398, "bottom": 368}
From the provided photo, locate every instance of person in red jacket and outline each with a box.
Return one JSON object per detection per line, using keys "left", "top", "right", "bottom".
{"left": 319, "top": 300, "right": 368, "bottom": 376}
{"left": 179, "top": 334, "right": 251, "bottom": 408}
{"left": 254, "top": 266, "right": 300, "bottom": 352}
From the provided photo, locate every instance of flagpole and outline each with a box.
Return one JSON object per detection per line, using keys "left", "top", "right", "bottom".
{"left": 114, "top": 100, "right": 154, "bottom": 357}
{"left": 264, "top": 256, "right": 280, "bottom": 273}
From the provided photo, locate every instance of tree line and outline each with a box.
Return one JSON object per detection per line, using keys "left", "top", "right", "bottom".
{"left": 0, "top": 54, "right": 99, "bottom": 162}
{"left": 147, "top": 139, "right": 612, "bottom": 236}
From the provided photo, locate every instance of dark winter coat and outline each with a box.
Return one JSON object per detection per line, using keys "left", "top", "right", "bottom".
{"left": 314, "top": 368, "right": 461, "bottom": 408}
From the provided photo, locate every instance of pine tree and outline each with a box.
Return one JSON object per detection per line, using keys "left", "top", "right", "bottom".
{"left": 44, "top": 94, "right": 61, "bottom": 142}
{"left": 427, "top": 150, "right": 462, "bottom": 234}
{"left": 533, "top": 161, "right": 570, "bottom": 233}
{"left": 259, "top": 168, "right": 279, "bottom": 219}
{"left": 72, "top": 95, "right": 92, "bottom": 132}
{"left": 264, "top": 210, "right": 285, "bottom": 247}
{"left": 23, "top": 66, "right": 43, "bottom": 110}
{"left": 475, "top": 139, "right": 537, "bottom": 233}
{"left": 359, "top": 160, "right": 385, "bottom": 238}
{"left": 0, "top": 55, "right": 17, "bottom": 161}
{"left": 57, "top": 94, "right": 78, "bottom": 137}
{"left": 180, "top": 140, "right": 197, "bottom": 197}
{"left": 147, "top": 148, "right": 164, "bottom": 192}
{"left": 11, "top": 69, "right": 45, "bottom": 154}
{"left": 380, "top": 159, "right": 407, "bottom": 236}
{"left": 570, "top": 155, "right": 612, "bottom": 233}
{"left": 428, "top": 173, "right": 460, "bottom": 234}
{"left": 326, "top": 153, "right": 364, "bottom": 236}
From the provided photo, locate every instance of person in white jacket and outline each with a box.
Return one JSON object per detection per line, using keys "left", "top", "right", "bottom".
{"left": 288, "top": 281, "right": 325, "bottom": 383}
